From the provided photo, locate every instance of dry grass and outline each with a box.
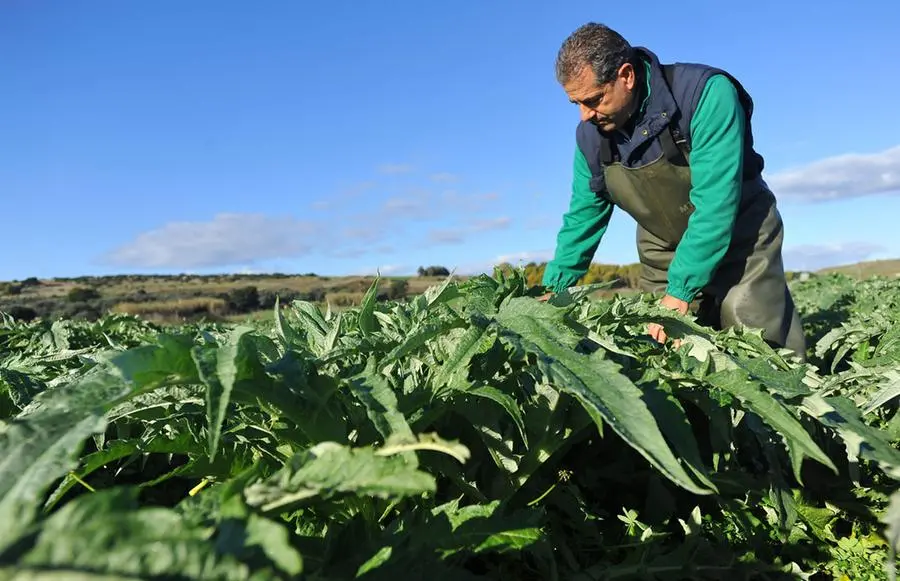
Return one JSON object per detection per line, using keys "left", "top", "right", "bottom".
{"left": 324, "top": 292, "right": 366, "bottom": 307}
{"left": 77, "top": 275, "right": 452, "bottom": 296}
{"left": 4, "top": 273, "right": 464, "bottom": 299}
{"left": 112, "top": 297, "right": 228, "bottom": 318}
{"left": 818, "top": 259, "right": 900, "bottom": 278}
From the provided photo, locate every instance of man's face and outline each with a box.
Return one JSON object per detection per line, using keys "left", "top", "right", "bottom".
{"left": 564, "top": 62, "right": 637, "bottom": 132}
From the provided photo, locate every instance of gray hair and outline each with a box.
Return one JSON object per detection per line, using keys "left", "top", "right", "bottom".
{"left": 555, "top": 23, "right": 634, "bottom": 86}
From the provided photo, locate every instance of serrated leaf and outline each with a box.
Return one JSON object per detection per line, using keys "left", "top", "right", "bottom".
{"left": 705, "top": 369, "right": 837, "bottom": 482}
{"left": 804, "top": 394, "right": 900, "bottom": 480}
{"left": 467, "top": 385, "right": 528, "bottom": 447}
{"left": 244, "top": 441, "right": 437, "bottom": 514}
{"left": 358, "top": 278, "right": 380, "bottom": 336}
{"left": 863, "top": 370, "right": 900, "bottom": 414}
{"left": 8, "top": 488, "right": 264, "bottom": 581}
{"left": 429, "top": 318, "right": 496, "bottom": 397}
{"left": 640, "top": 380, "right": 716, "bottom": 491}
{"left": 192, "top": 327, "right": 254, "bottom": 462}
{"left": 378, "top": 432, "right": 471, "bottom": 464}
{"left": 881, "top": 489, "right": 900, "bottom": 581}
{"left": 349, "top": 356, "right": 413, "bottom": 441}
{"left": 0, "top": 411, "right": 107, "bottom": 552}
{"left": 383, "top": 314, "right": 461, "bottom": 366}
{"left": 429, "top": 499, "right": 544, "bottom": 555}
{"left": 495, "top": 297, "right": 713, "bottom": 496}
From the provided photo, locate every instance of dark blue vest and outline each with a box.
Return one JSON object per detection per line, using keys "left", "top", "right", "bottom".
{"left": 576, "top": 47, "right": 765, "bottom": 195}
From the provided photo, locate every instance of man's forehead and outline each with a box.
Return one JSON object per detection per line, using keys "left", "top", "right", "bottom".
{"left": 564, "top": 67, "right": 601, "bottom": 98}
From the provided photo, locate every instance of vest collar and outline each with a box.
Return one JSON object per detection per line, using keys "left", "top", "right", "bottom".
{"left": 634, "top": 47, "right": 678, "bottom": 124}
{"left": 608, "top": 47, "right": 679, "bottom": 145}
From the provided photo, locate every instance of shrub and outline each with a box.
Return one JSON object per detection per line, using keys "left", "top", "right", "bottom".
{"left": 67, "top": 287, "right": 101, "bottom": 302}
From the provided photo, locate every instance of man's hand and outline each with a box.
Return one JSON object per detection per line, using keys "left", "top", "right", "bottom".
{"left": 647, "top": 294, "right": 689, "bottom": 346}
{"left": 659, "top": 294, "right": 689, "bottom": 315}
{"left": 536, "top": 292, "right": 553, "bottom": 302}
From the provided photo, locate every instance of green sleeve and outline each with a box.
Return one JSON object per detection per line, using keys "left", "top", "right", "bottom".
{"left": 542, "top": 145, "right": 613, "bottom": 293}
{"left": 665, "top": 74, "right": 746, "bottom": 302}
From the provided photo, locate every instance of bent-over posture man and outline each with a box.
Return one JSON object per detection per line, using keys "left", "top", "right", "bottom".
{"left": 541, "top": 22, "right": 806, "bottom": 359}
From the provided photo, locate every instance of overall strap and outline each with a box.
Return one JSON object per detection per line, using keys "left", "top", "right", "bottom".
{"left": 659, "top": 123, "right": 689, "bottom": 165}
{"left": 599, "top": 136, "right": 619, "bottom": 164}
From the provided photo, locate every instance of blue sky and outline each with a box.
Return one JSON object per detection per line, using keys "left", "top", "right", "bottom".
{"left": 2, "top": 0, "right": 899, "bottom": 280}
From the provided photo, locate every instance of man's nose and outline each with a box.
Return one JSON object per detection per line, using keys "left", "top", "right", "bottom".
{"left": 579, "top": 104, "right": 595, "bottom": 122}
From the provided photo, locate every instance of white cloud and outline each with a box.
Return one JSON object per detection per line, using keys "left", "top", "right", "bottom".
{"left": 494, "top": 250, "right": 554, "bottom": 264}
{"left": 430, "top": 172, "right": 459, "bottom": 183}
{"left": 381, "top": 192, "right": 432, "bottom": 219}
{"left": 327, "top": 248, "right": 368, "bottom": 259}
{"left": 439, "top": 190, "right": 500, "bottom": 213}
{"left": 766, "top": 145, "right": 900, "bottom": 201}
{"left": 525, "top": 216, "right": 558, "bottom": 230}
{"left": 383, "top": 195, "right": 425, "bottom": 212}
{"left": 311, "top": 181, "right": 379, "bottom": 212}
{"left": 424, "top": 216, "right": 513, "bottom": 248}
{"left": 455, "top": 249, "right": 554, "bottom": 275}
{"left": 375, "top": 189, "right": 501, "bottom": 225}
{"left": 341, "top": 181, "right": 377, "bottom": 196}
{"left": 342, "top": 226, "right": 385, "bottom": 243}
{"left": 366, "top": 264, "right": 408, "bottom": 276}
{"left": 783, "top": 241, "right": 886, "bottom": 271}
{"left": 472, "top": 217, "right": 511, "bottom": 232}
{"left": 377, "top": 163, "right": 414, "bottom": 175}
{"left": 102, "top": 213, "right": 320, "bottom": 269}
{"left": 427, "top": 228, "right": 465, "bottom": 245}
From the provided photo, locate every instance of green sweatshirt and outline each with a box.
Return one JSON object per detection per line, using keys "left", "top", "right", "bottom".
{"left": 542, "top": 73, "right": 747, "bottom": 303}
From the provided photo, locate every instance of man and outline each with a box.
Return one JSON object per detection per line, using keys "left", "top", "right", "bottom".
{"left": 540, "top": 22, "right": 807, "bottom": 360}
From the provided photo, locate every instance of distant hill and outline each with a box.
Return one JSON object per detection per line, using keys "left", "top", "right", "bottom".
{"left": 0, "top": 272, "right": 452, "bottom": 324}
{"left": 815, "top": 259, "right": 900, "bottom": 278}
{"left": 2, "top": 257, "right": 897, "bottom": 324}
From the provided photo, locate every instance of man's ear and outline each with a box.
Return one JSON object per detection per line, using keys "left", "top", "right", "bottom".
{"left": 618, "top": 62, "right": 636, "bottom": 90}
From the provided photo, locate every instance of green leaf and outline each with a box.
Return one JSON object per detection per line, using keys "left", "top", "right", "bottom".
{"left": 106, "top": 334, "right": 199, "bottom": 392}
{"left": 863, "top": 369, "right": 900, "bottom": 414}
{"left": 44, "top": 432, "right": 200, "bottom": 511}
{"left": 495, "top": 297, "right": 713, "bottom": 496}
{"left": 640, "top": 378, "right": 716, "bottom": 491}
{"left": 358, "top": 277, "right": 380, "bottom": 336}
{"left": 429, "top": 498, "right": 544, "bottom": 555}
{"left": 273, "top": 295, "right": 302, "bottom": 348}
{"left": 704, "top": 369, "right": 837, "bottom": 482}
{"left": 733, "top": 357, "right": 812, "bottom": 399}
{"left": 192, "top": 327, "right": 254, "bottom": 462}
{"left": 243, "top": 441, "right": 437, "bottom": 514}
{"left": 6, "top": 488, "right": 264, "bottom": 581}
{"left": 289, "top": 301, "right": 330, "bottom": 354}
{"left": 383, "top": 314, "right": 461, "bottom": 366}
{"left": 430, "top": 318, "right": 496, "bottom": 397}
{"left": 881, "top": 489, "right": 900, "bottom": 580}
{"left": 349, "top": 356, "right": 414, "bottom": 442}
{"left": 0, "top": 369, "right": 45, "bottom": 410}
{"left": 467, "top": 385, "right": 528, "bottom": 447}
{"left": 377, "top": 432, "right": 470, "bottom": 464}
{"left": 0, "top": 569, "right": 151, "bottom": 580}
{"left": 356, "top": 545, "right": 394, "bottom": 577}
{"left": 0, "top": 411, "right": 107, "bottom": 552}
{"left": 803, "top": 394, "right": 900, "bottom": 480}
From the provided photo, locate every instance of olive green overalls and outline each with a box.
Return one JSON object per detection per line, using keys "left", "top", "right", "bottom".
{"left": 600, "top": 123, "right": 807, "bottom": 361}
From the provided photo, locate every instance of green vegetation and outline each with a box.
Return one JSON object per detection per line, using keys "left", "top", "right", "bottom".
{"left": 3, "top": 259, "right": 896, "bottom": 324}
{"left": 1, "top": 268, "right": 899, "bottom": 579}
